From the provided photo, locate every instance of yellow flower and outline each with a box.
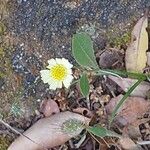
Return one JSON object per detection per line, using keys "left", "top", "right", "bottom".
{"left": 40, "top": 58, "right": 73, "bottom": 90}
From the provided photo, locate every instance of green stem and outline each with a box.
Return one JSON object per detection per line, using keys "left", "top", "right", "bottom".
{"left": 95, "top": 69, "right": 148, "bottom": 80}
{"left": 109, "top": 78, "right": 144, "bottom": 127}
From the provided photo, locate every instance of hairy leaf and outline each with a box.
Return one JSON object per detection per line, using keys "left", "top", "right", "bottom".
{"left": 72, "top": 33, "right": 98, "bottom": 69}
{"left": 87, "top": 125, "right": 121, "bottom": 138}
{"left": 80, "top": 73, "right": 90, "bottom": 97}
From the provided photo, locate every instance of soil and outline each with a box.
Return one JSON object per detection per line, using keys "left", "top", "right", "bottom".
{"left": 0, "top": 0, "right": 150, "bottom": 149}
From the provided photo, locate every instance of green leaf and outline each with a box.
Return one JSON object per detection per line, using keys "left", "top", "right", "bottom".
{"left": 87, "top": 125, "right": 121, "bottom": 138}
{"left": 72, "top": 32, "right": 98, "bottom": 69}
{"left": 109, "top": 78, "right": 144, "bottom": 126}
{"left": 80, "top": 73, "right": 90, "bottom": 97}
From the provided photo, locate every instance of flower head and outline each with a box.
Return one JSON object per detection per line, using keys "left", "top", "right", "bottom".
{"left": 40, "top": 58, "right": 73, "bottom": 90}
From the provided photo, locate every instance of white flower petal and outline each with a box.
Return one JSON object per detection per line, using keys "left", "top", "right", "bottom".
{"left": 47, "top": 78, "right": 62, "bottom": 90}
{"left": 67, "top": 68, "right": 72, "bottom": 75}
{"left": 55, "top": 58, "right": 62, "bottom": 64}
{"left": 63, "top": 75, "right": 73, "bottom": 88}
{"left": 56, "top": 81, "right": 62, "bottom": 88}
{"left": 49, "top": 85, "right": 57, "bottom": 90}
{"left": 49, "top": 81, "right": 57, "bottom": 90}
{"left": 40, "top": 70, "right": 51, "bottom": 83}
{"left": 62, "top": 58, "right": 73, "bottom": 68}
{"left": 47, "top": 58, "right": 57, "bottom": 67}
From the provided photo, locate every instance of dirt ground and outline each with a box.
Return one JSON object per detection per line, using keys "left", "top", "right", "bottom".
{"left": 0, "top": 0, "right": 150, "bottom": 149}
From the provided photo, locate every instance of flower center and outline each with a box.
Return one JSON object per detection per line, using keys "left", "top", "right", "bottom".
{"left": 51, "top": 64, "right": 67, "bottom": 81}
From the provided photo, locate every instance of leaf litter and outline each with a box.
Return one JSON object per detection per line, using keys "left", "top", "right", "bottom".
{"left": 125, "top": 10, "right": 149, "bottom": 73}
{"left": 105, "top": 95, "right": 150, "bottom": 127}
{"left": 108, "top": 75, "right": 150, "bottom": 98}
{"left": 8, "top": 112, "right": 90, "bottom": 150}
{"left": 1, "top": 5, "right": 150, "bottom": 150}
{"left": 40, "top": 98, "right": 60, "bottom": 117}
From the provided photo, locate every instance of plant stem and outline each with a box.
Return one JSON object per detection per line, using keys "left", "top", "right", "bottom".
{"left": 109, "top": 78, "right": 144, "bottom": 127}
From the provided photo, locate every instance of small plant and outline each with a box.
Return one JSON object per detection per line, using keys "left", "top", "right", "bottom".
{"left": 72, "top": 32, "right": 149, "bottom": 138}
{"left": 40, "top": 32, "right": 149, "bottom": 138}
{"left": 71, "top": 32, "right": 148, "bottom": 126}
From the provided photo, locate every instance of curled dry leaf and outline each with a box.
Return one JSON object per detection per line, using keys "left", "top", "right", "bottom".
{"left": 73, "top": 107, "right": 93, "bottom": 118}
{"left": 109, "top": 75, "right": 150, "bottom": 98}
{"left": 125, "top": 13, "right": 148, "bottom": 73}
{"left": 40, "top": 99, "right": 60, "bottom": 117}
{"left": 105, "top": 95, "right": 150, "bottom": 127}
{"left": 8, "top": 111, "right": 90, "bottom": 150}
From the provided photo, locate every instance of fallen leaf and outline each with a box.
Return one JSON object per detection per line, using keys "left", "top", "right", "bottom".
{"left": 40, "top": 99, "right": 60, "bottom": 117}
{"left": 118, "top": 137, "right": 141, "bottom": 150}
{"left": 125, "top": 118, "right": 149, "bottom": 140}
{"left": 8, "top": 111, "right": 90, "bottom": 150}
{"left": 109, "top": 75, "right": 150, "bottom": 98}
{"left": 126, "top": 124, "right": 141, "bottom": 140}
{"left": 73, "top": 107, "right": 93, "bottom": 118}
{"left": 147, "top": 52, "right": 150, "bottom": 66}
{"left": 125, "top": 13, "right": 148, "bottom": 73}
{"left": 105, "top": 95, "right": 150, "bottom": 127}
{"left": 98, "top": 48, "right": 124, "bottom": 69}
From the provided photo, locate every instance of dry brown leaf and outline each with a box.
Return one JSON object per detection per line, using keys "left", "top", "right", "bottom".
{"left": 105, "top": 95, "right": 150, "bottom": 127}
{"left": 98, "top": 48, "right": 124, "bottom": 69}
{"left": 147, "top": 52, "right": 150, "bottom": 66}
{"left": 73, "top": 107, "right": 93, "bottom": 118}
{"left": 118, "top": 137, "right": 141, "bottom": 150}
{"left": 125, "top": 118, "right": 150, "bottom": 139}
{"left": 109, "top": 75, "right": 150, "bottom": 98}
{"left": 40, "top": 99, "right": 60, "bottom": 117}
{"left": 125, "top": 13, "right": 148, "bottom": 73}
{"left": 8, "top": 111, "right": 90, "bottom": 150}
